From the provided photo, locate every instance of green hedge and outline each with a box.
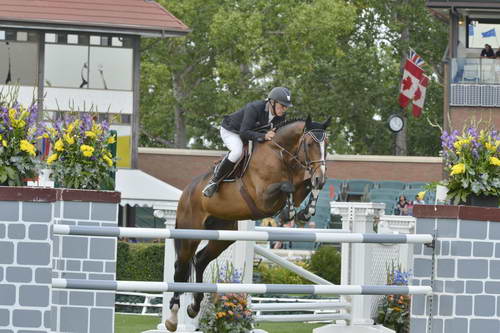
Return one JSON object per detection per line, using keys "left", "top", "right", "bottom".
{"left": 117, "top": 242, "right": 341, "bottom": 285}
{"left": 117, "top": 241, "right": 165, "bottom": 281}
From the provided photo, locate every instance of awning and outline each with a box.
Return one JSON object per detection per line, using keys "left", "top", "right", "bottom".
{"left": 116, "top": 168, "right": 181, "bottom": 211}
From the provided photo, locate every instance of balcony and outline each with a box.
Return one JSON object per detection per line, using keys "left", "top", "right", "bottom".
{"left": 451, "top": 58, "right": 500, "bottom": 107}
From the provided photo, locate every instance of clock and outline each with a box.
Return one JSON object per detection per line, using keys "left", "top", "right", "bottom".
{"left": 388, "top": 114, "right": 404, "bottom": 133}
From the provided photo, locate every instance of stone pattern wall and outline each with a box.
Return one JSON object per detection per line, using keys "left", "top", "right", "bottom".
{"left": 51, "top": 201, "right": 118, "bottom": 333}
{"left": 412, "top": 217, "right": 500, "bottom": 333}
{"left": 0, "top": 201, "right": 53, "bottom": 333}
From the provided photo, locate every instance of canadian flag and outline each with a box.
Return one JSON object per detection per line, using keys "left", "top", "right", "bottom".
{"left": 412, "top": 75, "right": 430, "bottom": 117}
{"left": 398, "top": 59, "right": 424, "bottom": 108}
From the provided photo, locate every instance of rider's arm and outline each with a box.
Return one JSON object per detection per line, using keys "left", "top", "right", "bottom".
{"left": 240, "top": 106, "right": 266, "bottom": 142}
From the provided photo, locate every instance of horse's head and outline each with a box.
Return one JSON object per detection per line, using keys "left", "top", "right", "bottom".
{"left": 301, "top": 115, "right": 331, "bottom": 189}
{"left": 273, "top": 116, "right": 331, "bottom": 190}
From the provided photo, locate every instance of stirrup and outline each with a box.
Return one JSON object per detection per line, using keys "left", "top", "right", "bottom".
{"left": 202, "top": 181, "right": 219, "bottom": 197}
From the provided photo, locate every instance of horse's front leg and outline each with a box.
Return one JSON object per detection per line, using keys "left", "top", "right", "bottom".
{"left": 263, "top": 181, "right": 295, "bottom": 223}
{"left": 296, "top": 179, "right": 321, "bottom": 223}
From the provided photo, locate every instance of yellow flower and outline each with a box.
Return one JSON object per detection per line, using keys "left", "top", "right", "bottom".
{"left": 64, "top": 134, "right": 75, "bottom": 145}
{"left": 490, "top": 156, "right": 500, "bottom": 166}
{"left": 47, "top": 153, "right": 58, "bottom": 165}
{"left": 450, "top": 163, "right": 465, "bottom": 176}
{"left": 417, "top": 191, "right": 426, "bottom": 200}
{"left": 453, "top": 139, "right": 470, "bottom": 150}
{"left": 2, "top": 140, "right": 6, "bottom": 147}
{"left": 11, "top": 119, "right": 26, "bottom": 128}
{"left": 103, "top": 154, "right": 113, "bottom": 167}
{"left": 8, "top": 108, "right": 16, "bottom": 120}
{"left": 80, "top": 144, "right": 95, "bottom": 157}
{"left": 54, "top": 139, "right": 64, "bottom": 151}
{"left": 85, "top": 131, "right": 97, "bottom": 139}
{"left": 20, "top": 140, "right": 36, "bottom": 156}
{"left": 92, "top": 123, "right": 103, "bottom": 136}
{"left": 107, "top": 135, "right": 116, "bottom": 144}
{"left": 36, "top": 133, "right": 49, "bottom": 140}
{"left": 48, "top": 127, "right": 58, "bottom": 137}
{"left": 66, "top": 120, "right": 80, "bottom": 134}
{"left": 485, "top": 142, "right": 496, "bottom": 152}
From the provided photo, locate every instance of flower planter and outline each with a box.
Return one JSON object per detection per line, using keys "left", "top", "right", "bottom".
{"left": 464, "top": 194, "right": 499, "bottom": 208}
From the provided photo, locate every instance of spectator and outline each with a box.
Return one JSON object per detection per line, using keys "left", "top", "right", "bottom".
{"left": 414, "top": 192, "right": 426, "bottom": 205}
{"left": 496, "top": 47, "right": 500, "bottom": 58}
{"left": 395, "top": 195, "right": 410, "bottom": 216}
{"left": 481, "top": 44, "right": 495, "bottom": 58}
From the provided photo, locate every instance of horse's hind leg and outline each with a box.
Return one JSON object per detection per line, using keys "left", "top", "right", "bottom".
{"left": 187, "top": 239, "right": 235, "bottom": 318}
{"left": 165, "top": 238, "right": 200, "bottom": 332}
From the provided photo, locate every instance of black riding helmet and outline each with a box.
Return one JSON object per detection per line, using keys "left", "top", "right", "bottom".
{"left": 267, "top": 87, "right": 293, "bottom": 107}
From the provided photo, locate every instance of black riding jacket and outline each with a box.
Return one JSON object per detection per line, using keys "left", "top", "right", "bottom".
{"left": 221, "top": 100, "right": 285, "bottom": 142}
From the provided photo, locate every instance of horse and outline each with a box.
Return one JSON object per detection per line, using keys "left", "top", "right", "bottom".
{"left": 165, "top": 115, "right": 331, "bottom": 331}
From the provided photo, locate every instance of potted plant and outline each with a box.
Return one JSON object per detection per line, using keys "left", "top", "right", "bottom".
{"left": 199, "top": 262, "right": 254, "bottom": 333}
{"left": 440, "top": 126, "right": 500, "bottom": 207}
{"left": 376, "top": 262, "right": 412, "bottom": 333}
{"left": 45, "top": 113, "right": 116, "bottom": 190}
{"left": 0, "top": 101, "right": 42, "bottom": 186}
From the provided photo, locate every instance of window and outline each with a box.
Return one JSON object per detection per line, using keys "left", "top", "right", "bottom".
{"left": 467, "top": 18, "right": 500, "bottom": 49}
{"left": 0, "top": 30, "right": 38, "bottom": 86}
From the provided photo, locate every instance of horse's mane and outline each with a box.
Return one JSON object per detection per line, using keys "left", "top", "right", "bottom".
{"left": 274, "top": 118, "right": 305, "bottom": 131}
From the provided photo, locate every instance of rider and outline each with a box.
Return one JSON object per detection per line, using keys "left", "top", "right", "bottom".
{"left": 202, "top": 87, "right": 293, "bottom": 197}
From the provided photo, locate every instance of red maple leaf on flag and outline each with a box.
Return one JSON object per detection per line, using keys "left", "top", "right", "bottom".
{"left": 413, "top": 87, "right": 422, "bottom": 101}
{"left": 402, "top": 76, "right": 413, "bottom": 91}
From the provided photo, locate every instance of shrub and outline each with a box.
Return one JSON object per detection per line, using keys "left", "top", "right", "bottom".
{"left": 308, "top": 245, "right": 341, "bottom": 284}
{"left": 116, "top": 241, "right": 164, "bottom": 281}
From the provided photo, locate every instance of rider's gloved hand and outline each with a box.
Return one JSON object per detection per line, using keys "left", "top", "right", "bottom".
{"left": 264, "top": 129, "right": 275, "bottom": 141}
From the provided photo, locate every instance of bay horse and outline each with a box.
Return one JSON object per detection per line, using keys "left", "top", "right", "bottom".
{"left": 165, "top": 116, "right": 331, "bottom": 331}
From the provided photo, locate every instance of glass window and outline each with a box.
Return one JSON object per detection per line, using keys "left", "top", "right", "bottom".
{"left": 90, "top": 36, "right": 100, "bottom": 45}
{"left": 468, "top": 18, "right": 500, "bottom": 49}
{"left": 16, "top": 31, "right": 28, "bottom": 42}
{"left": 0, "top": 31, "right": 4, "bottom": 40}
{"left": 89, "top": 47, "right": 133, "bottom": 90}
{"left": 67, "top": 34, "right": 78, "bottom": 44}
{"left": 44, "top": 44, "right": 88, "bottom": 88}
{"left": 0, "top": 41, "right": 38, "bottom": 86}
{"left": 45, "top": 33, "right": 56, "bottom": 43}
{"left": 121, "top": 114, "right": 131, "bottom": 124}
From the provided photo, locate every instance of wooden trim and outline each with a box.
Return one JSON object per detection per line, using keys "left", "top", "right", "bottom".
{"left": 427, "top": 2, "right": 500, "bottom": 9}
{"left": 413, "top": 204, "right": 500, "bottom": 222}
{"left": 0, "top": 187, "right": 120, "bottom": 203}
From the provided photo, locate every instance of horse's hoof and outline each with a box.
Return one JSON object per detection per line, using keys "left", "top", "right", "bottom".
{"left": 165, "top": 319, "right": 177, "bottom": 332}
{"left": 187, "top": 304, "right": 199, "bottom": 318}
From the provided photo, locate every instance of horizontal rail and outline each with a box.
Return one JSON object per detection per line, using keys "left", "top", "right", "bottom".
{"left": 53, "top": 225, "right": 433, "bottom": 244}
{"left": 255, "top": 227, "right": 349, "bottom": 233}
{"left": 255, "top": 313, "right": 349, "bottom": 322}
{"left": 251, "top": 302, "right": 350, "bottom": 311}
{"left": 52, "top": 279, "right": 432, "bottom": 295}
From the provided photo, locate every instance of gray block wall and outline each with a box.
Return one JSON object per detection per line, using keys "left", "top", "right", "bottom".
{"left": 0, "top": 201, "right": 53, "bottom": 333}
{"left": 52, "top": 201, "right": 118, "bottom": 333}
{"left": 412, "top": 216, "right": 500, "bottom": 333}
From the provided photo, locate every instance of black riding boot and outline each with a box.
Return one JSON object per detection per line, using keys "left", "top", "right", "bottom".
{"left": 202, "top": 157, "right": 236, "bottom": 197}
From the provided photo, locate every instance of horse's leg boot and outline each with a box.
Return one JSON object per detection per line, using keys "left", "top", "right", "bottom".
{"left": 165, "top": 303, "right": 179, "bottom": 332}
{"left": 202, "top": 157, "right": 235, "bottom": 197}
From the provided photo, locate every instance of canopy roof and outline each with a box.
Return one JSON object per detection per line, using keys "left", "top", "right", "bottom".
{"left": 116, "top": 168, "right": 181, "bottom": 211}
{"left": 0, "top": 0, "right": 189, "bottom": 37}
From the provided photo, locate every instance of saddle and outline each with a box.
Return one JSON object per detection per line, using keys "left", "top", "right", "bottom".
{"left": 217, "top": 141, "right": 254, "bottom": 182}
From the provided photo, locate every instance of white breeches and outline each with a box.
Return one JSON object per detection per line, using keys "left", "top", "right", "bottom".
{"left": 220, "top": 127, "right": 243, "bottom": 163}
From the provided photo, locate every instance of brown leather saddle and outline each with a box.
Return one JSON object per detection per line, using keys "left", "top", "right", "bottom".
{"left": 220, "top": 141, "right": 254, "bottom": 182}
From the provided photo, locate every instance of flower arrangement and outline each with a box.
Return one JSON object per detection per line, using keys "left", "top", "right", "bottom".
{"left": 0, "top": 100, "right": 42, "bottom": 186}
{"left": 376, "top": 262, "right": 412, "bottom": 333}
{"left": 45, "top": 113, "right": 116, "bottom": 190}
{"left": 199, "top": 262, "right": 254, "bottom": 333}
{"left": 440, "top": 126, "right": 500, "bottom": 204}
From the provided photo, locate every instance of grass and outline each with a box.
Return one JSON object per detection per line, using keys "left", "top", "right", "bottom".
{"left": 115, "top": 314, "right": 326, "bottom": 333}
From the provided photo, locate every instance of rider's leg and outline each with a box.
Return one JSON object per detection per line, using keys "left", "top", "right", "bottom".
{"left": 202, "top": 127, "right": 242, "bottom": 197}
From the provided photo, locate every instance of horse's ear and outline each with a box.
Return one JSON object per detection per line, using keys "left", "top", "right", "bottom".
{"left": 323, "top": 116, "right": 332, "bottom": 129}
{"left": 305, "top": 115, "right": 312, "bottom": 129}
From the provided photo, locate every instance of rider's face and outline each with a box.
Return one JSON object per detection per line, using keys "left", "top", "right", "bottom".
{"left": 274, "top": 103, "right": 288, "bottom": 117}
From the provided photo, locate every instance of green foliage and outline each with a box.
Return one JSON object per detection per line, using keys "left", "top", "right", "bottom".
{"left": 308, "top": 245, "right": 341, "bottom": 285}
{"left": 116, "top": 242, "right": 165, "bottom": 281}
{"left": 0, "top": 90, "right": 41, "bottom": 186}
{"left": 255, "top": 262, "right": 310, "bottom": 285}
{"left": 140, "top": 0, "right": 447, "bottom": 156}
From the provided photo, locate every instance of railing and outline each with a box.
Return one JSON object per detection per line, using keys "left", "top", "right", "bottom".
{"left": 451, "top": 57, "right": 500, "bottom": 84}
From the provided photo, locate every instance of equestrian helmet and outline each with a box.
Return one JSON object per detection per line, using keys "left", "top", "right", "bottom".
{"left": 268, "top": 87, "right": 293, "bottom": 107}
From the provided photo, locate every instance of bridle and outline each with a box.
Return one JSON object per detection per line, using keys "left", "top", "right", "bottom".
{"left": 270, "top": 128, "right": 327, "bottom": 178}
